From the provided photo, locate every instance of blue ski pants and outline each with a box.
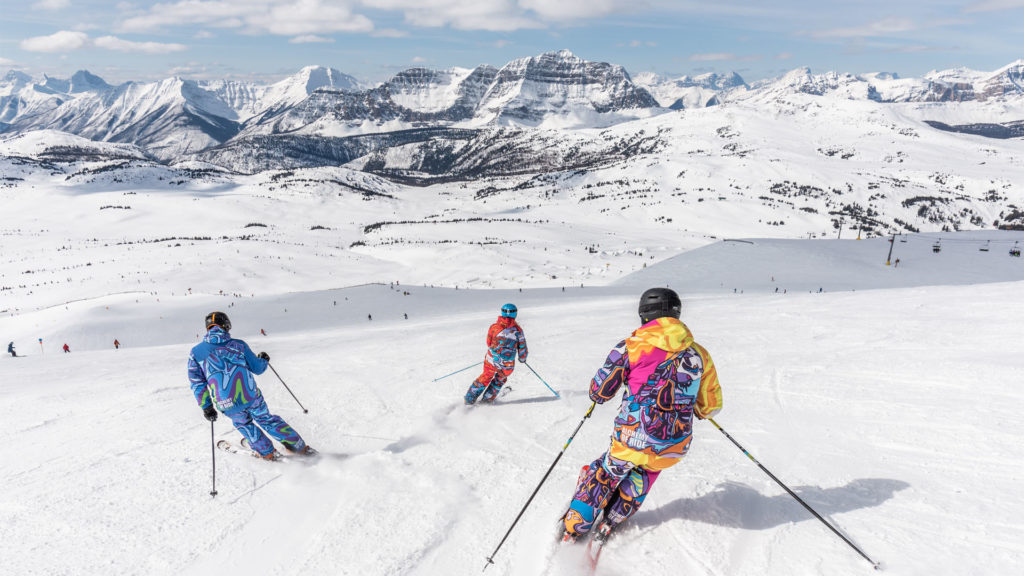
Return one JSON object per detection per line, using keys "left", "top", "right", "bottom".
{"left": 224, "top": 395, "right": 306, "bottom": 455}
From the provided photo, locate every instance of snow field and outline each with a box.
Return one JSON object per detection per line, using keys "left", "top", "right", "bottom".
{"left": 3, "top": 273, "right": 1023, "bottom": 575}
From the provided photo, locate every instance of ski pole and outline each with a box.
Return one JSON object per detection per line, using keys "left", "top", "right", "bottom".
{"left": 483, "top": 401, "right": 596, "bottom": 572}
{"left": 523, "top": 362, "right": 560, "bottom": 398}
{"left": 431, "top": 361, "right": 483, "bottom": 382}
{"left": 209, "top": 420, "right": 218, "bottom": 497}
{"left": 268, "top": 362, "right": 309, "bottom": 413}
{"left": 707, "top": 417, "right": 880, "bottom": 569}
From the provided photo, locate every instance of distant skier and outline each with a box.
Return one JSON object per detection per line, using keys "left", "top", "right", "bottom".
{"left": 62, "top": 343, "right": 70, "bottom": 353}
{"left": 464, "top": 304, "right": 528, "bottom": 405}
{"left": 7, "top": 342, "right": 16, "bottom": 357}
{"left": 260, "top": 328, "right": 267, "bottom": 336}
{"left": 560, "top": 288, "right": 723, "bottom": 542}
{"left": 114, "top": 339, "right": 120, "bottom": 349}
{"left": 187, "top": 311, "right": 314, "bottom": 460}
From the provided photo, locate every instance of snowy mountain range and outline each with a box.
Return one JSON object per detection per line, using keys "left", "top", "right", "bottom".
{"left": 3, "top": 52, "right": 1022, "bottom": 165}
{"left": 3, "top": 50, "right": 1024, "bottom": 240}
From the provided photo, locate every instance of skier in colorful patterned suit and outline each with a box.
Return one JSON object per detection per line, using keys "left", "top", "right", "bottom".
{"left": 561, "top": 288, "right": 723, "bottom": 541}
{"left": 188, "top": 311, "right": 314, "bottom": 460}
{"left": 464, "top": 303, "right": 528, "bottom": 405}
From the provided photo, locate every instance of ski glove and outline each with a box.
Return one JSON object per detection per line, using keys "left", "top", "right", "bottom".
{"left": 203, "top": 405, "right": 218, "bottom": 422}
{"left": 258, "top": 351, "right": 270, "bottom": 361}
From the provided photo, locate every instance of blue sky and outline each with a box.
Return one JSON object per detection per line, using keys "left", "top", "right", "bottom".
{"left": 1, "top": 1, "right": 1022, "bottom": 85}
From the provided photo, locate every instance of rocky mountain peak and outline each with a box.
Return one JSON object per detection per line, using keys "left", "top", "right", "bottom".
{"left": 69, "top": 70, "right": 111, "bottom": 93}
{"left": 3, "top": 70, "right": 32, "bottom": 86}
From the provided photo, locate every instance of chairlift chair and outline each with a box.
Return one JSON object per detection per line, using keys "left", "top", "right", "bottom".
{"left": 932, "top": 241, "right": 941, "bottom": 254}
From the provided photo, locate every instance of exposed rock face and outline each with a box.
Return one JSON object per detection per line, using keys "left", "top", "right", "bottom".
{"left": 3, "top": 55, "right": 1024, "bottom": 169}
{"left": 925, "top": 119, "right": 1024, "bottom": 139}
{"left": 475, "top": 50, "right": 659, "bottom": 122}
{"left": 236, "top": 51, "right": 657, "bottom": 135}
{"left": 977, "top": 61, "right": 1024, "bottom": 100}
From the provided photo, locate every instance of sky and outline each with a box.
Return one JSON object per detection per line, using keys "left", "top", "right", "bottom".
{"left": 1, "top": 0, "right": 1023, "bottom": 85}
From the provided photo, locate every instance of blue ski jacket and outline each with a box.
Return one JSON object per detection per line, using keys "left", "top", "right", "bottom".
{"left": 188, "top": 326, "right": 267, "bottom": 411}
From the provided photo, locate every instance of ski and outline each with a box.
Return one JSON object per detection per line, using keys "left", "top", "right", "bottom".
{"left": 465, "top": 385, "right": 515, "bottom": 408}
{"left": 216, "top": 439, "right": 283, "bottom": 461}
{"left": 583, "top": 522, "right": 615, "bottom": 575}
{"left": 216, "top": 439, "right": 318, "bottom": 461}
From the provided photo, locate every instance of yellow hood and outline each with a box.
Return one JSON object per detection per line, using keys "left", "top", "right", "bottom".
{"left": 626, "top": 317, "right": 693, "bottom": 359}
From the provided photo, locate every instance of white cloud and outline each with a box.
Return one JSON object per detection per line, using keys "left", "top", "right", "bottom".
{"left": 776, "top": 52, "right": 793, "bottom": 60}
{"left": 363, "top": 0, "right": 541, "bottom": 31}
{"left": 121, "top": 0, "right": 373, "bottom": 35}
{"left": 32, "top": 0, "right": 71, "bottom": 11}
{"left": 20, "top": 30, "right": 91, "bottom": 53}
{"left": 411, "top": 56, "right": 426, "bottom": 63}
{"left": 289, "top": 35, "right": 334, "bottom": 43}
{"left": 0, "top": 57, "right": 17, "bottom": 66}
{"left": 518, "top": 0, "right": 621, "bottom": 21}
{"left": 116, "top": 0, "right": 628, "bottom": 37}
{"left": 94, "top": 36, "right": 187, "bottom": 54}
{"left": 19, "top": 30, "right": 186, "bottom": 54}
{"left": 812, "top": 17, "right": 917, "bottom": 39}
{"left": 966, "top": 0, "right": 1024, "bottom": 12}
{"left": 370, "top": 28, "right": 408, "bottom": 38}
{"left": 194, "top": 30, "right": 215, "bottom": 39}
{"left": 689, "top": 52, "right": 735, "bottom": 62}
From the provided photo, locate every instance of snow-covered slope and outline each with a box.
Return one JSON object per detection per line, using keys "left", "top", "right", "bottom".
{"left": 8, "top": 77, "right": 240, "bottom": 161}
{"left": 471, "top": 50, "right": 660, "bottom": 127}
{"left": 384, "top": 67, "right": 476, "bottom": 113}
{"left": 0, "top": 70, "right": 68, "bottom": 124}
{"left": 199, "top": 79, "right": 266, "bottom": 121}
{"left": 0, "top": 129, "right": 149, "bottom": 161}
{"left": 633, "top": 71, "right": 745, "bottom": 108}
{"left": 1, "top": 231, "right": 1022, "bottom": 575}
{"left": 259, "top": 65, "right": 360, "bottom": 113}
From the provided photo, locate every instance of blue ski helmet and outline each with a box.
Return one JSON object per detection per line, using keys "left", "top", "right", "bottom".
{"left": 500, "top": 303, "right": 518, "bottom": 318}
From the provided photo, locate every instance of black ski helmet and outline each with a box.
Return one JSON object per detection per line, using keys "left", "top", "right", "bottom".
{"left": 638, "top": 288, "right": 681, "bottom": 324}
{"left": 205, "top": 311, "right": 231, "bottom": 332}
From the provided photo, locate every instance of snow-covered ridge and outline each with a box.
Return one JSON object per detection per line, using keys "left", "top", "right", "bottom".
{"left": 2, "top": 55, "right": 1024, "bottom": 173}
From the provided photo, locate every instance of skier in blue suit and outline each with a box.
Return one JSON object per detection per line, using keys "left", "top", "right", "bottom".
{"left": 188, "top": 311, "right": 314, "bottom": 459}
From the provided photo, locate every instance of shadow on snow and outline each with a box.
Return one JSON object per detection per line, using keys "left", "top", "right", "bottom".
{"left": 632, "top": 478, "right": 909, "bottom": 530}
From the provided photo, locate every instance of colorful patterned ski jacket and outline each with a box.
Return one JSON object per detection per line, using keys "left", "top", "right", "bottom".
{"left": 590, "top": 317, "right": 723, "bottom": 459}
{"left": 188, "top": 326, "right": 267, "bottom": 411}
{"left": 484, "top": 316, "right": 528, "bottom": 370}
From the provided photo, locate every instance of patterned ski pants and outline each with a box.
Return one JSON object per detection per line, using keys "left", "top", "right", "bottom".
{"left": 224, "top": 395, "right": 306, "bottom": 455}
{"left": 464, "top": 362, "right": 511, "bottom": 404}
{"left": 563, "top": 441, "right": 679, "bottom": 536}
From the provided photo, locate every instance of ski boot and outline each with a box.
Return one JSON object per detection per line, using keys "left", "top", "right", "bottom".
{"left": 592, "top": 520, "right": 615, "bottom": 545}
{"left": 241, "top": 438, "right": 283, "bottom": 461}
{"left": 259, "top": 450, "right": 283, "bottom": 461}
{"left": 560, "top": 530, "right": 578, "bottom": 544}
{"left": 287, "top": 445, "right": 318, "bottom": 456}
